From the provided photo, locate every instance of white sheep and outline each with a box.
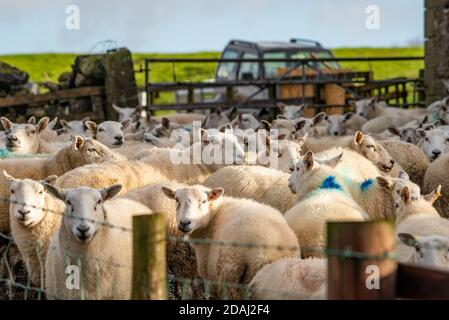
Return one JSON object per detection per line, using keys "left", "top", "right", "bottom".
{"left": 161, "top": 184, "right": 300, "bottom": 299}
{"left": 249, "top": 257, "right": 327, "bottom": 300}
{"left": 60, "top": 117, "right": 92, "bottom": 137}
{"left": 3, "top": 173, "right": 63, "bottom": 287}
{"left": 44, "top": 184, "right": 152, "bottom": 299}
{"left": 277, "top": 102, "right": 306, "bottom": 119}
{"left": 324, "top": 112, "right": 364, "bottom": 136}
{"left": 285, "top": 151, "right": 367, "bottom": 256}
{"left": 354, "top": 97, "right": 426, "bottom": 120}
{"left": 201, "top": 108, "right": 230, "bottom": 129}
{"left": 85, "top": 119, "right": 132, "bottom": 148}
{"left": 392, "top": 184, "right": 449, "bottom": 271}
{"left": 417, "top": 127, "right": 449, "bottom": 161}
{"left": 230, "top": 113, "right": 260, "bottom": 130}
{"left": 203, "top": 165, "right": 295, "bottom": 213}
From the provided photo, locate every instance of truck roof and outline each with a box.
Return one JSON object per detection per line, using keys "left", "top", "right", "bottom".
{"left": 226, "top": 38, "right": 332, "bottom": 53}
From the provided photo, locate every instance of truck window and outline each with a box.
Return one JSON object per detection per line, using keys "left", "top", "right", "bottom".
{"left": 263, "top": 52, "right": 287, "bottom": 78}
{"left": 238, "top": 53, "right": 259, "bottom": 80}
{"left": 217, "top": 50, "right": 239, "bottom": 80}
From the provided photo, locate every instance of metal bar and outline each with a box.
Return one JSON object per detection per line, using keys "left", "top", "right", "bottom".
{"left": 145, "top": 59, "right": 149, "bottom": 110}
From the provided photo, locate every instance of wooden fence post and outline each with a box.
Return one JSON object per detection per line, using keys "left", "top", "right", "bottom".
{"left": 132, "top": 213, "right": 167, "bottom": 300}
{"left": 327, "top": 221, "right": 397, "bottom": 300}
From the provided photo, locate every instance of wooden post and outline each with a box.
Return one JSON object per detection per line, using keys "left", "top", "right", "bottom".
{"left": 327, "top": 221, "right": 397, "bottom": 300}
{"left": 132, "top": 213, "right": 167, "bottom": 300}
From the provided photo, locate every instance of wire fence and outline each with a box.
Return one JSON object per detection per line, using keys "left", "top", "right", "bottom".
{"left": 0, "top": 197, "right": 448, "bottom": 300}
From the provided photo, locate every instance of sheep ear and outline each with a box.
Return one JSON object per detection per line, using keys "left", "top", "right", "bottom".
{"left": 207, "top": 188, "right": 224, "bottom": 201}
{"left": 162, "top": 117, "right": 170, "bottom": 129}
{"left": 369, "top": 96, "right": 379, "bottom": 106}
{"left": 200, "top": 129, "right": 210, "bottom": 145}
{"left": 424, "top": 185, "right": 442, "bottom": 205}
{"left": 387, "top": 126, "right": 401, "bottom": 136}
{"left": 348, "top": 100, "right": 356, "bottom": 108}
{"left": 265, "top": 135, "right": 271, "bottom": 148}
{"left": 2, "top": 170, "right": 15, "bottom": 183}
{"left": 260, "top": 120, "right": 271, "bottom": 130}
{"left": 48, "top": 117, "right": 58, "bottom": 130}
{"left": 42, "top": 175, "right": 58, "bottom": 186}
{"left": 43, "top": 183, "right": 66, "bottom": 201}
{"left": 416, "top": 129, "right": 427, "bottom": 138}
{"left": 161, "top": 186, "right": 176, "bottom": 199}
{"left": 322, "top": 152, "right": 343, "bottom": 168}
{"left": 72, "top": 136, "right": 84, "bottom": 150}
{"left": 60, "top": 119, "right": 70, "bottom": 128}
{"left": 1, "top": 117, "right": 13, "bottom": 130}
{"left": 295, "top": 120, "right": 306, "bottom": 131}
{"left": 28, "top": 116, "right": 36, "bottom": 125}
{"left": 101, "top": 184, "right": 122, "bottom": 201}
{"left": 398, "top": 233, "right": 418, "bottom": 248}
{"left": 82, "top": 117, "right": 91, "bottom": 122}
{"left": 277, "top": 102, "right": 285, "bottom": 112}
{"left": 295, "top": 132, "right": 308, "bottom": 147}
{"left": 36, "top": 117, "right": 49, "bottom": 134}
{"left": 398, "top": 170, "right": 409, "bottom": 180}
{"left": 313, "top": 112, "right": 326, "bottom": 125}
{"left": 354, "top": 131, "right": 364, "bottom": 146}
{"left": 85, "top": 121, "right": 98, "bottom": 134}
{"left": 343, "top": 112, "right": 354, "bottom": 122}
{"left": 303, "top": 151, "right": 314, "bottom": 171}
{"left": 376, "top": 176, "right": 393, "bottom": 190}
{"left": 112, "top": 104, "right": 122, "bottom": 113}
{"left": 400, "top": 186, "right": 412, "bottom": 204}
{"left": 121, "top": 118, "right": 132, "bottom": 130}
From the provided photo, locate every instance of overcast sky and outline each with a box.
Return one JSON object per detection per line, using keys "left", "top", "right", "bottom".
{"left": 0, "top": 0, "right": 424, "bottom": 54}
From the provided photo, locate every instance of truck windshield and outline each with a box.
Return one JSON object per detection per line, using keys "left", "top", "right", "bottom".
{"left": 263, "top": 51, "right": 339, "bottom": 78}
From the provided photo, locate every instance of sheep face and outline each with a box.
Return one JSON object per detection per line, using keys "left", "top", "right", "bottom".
{"left": 200, "top": 130, "right": 246, "bottom": 165}
{"left": 352, "top": 132, "right": 395, "bottom": 173}
{"left": 1, "top": 117, "right": 49, "bottom": 154}
{"left": 288, "top": 151, "right": 342, "bottom": 194}
{"left": 112, "top": 104, "right": 143, "bottom": 122}
{"left": 43, "top": 185, "right": 122, "bottom": 243}
{"left": 418, "top": 128, "right": 449, "bottom": 161}
{"left": 377, "top": 172, "right": 421, "bottom": 209}
{"left": 398, "top": 233, "right": 449, "bottom": 271}
{"left": 4, "top": 173, "right": 57, "bottom": 228}
{"left": 202, "top": 109, "right": 230, "bottom": 129}
{"left": 293, "top": 113, "right": 326, "bottom": 138}
{"left": 60, "top": 118, "right": 92, "bottom": 137}
{"left": 352, "top": 97, "right": 378, "bottom": 119}
{"left": 150, "top": 118, "right": 180, "bottom": 138}
{"left": 161, "top": 186, "right": 224, "bottom": 234}
{"left": 326, "top": 113, "right": 354, "bottom": 136}
{"left": 70, "top": 136, "right": 118, "bottom": 164}
{"left": 388, "top": 126, "right": 418, "bottom": 144}
{"left": 231, "top": 113, "right": 260, "bottom": 130}
{"left": 270, "top": 119, "right": 296, "bottom": 140}
{"left": 143, "top": 129, "right": 167, "bottom": 147}
{"left": 277, "top": 103, "right": 306, "bottom": 120}
{"left": 263, "top": 135, "right": 306, "bottom": 173}
{"left": 85, "top": 120, "right": 132, "bottom": 148}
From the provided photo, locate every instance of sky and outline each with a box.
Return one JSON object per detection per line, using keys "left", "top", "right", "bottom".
{"left": 0, "top": 0, "right": 424, "bottom": 54}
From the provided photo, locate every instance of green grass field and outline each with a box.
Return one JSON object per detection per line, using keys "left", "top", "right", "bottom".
{"left": 0, "top": 47, "right": 423, "bottom": 84}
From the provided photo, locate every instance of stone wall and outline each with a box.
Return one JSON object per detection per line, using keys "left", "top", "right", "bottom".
{"left": 425, "top": 0, "right": 449, "bottom": 104}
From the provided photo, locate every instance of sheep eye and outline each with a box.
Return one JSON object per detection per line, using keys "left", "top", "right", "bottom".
{"left": 425, "top": 138, "right": 429, "bottom": 142}
{"left": 10, "top": 189, "right": 14, "bottom": 194}
{"left": 39, "top": 191, "right": 43, "bottom": 195}
{"left": 87, "top": 148, "right": 96, "bottom": 153}
{"left": 277, "top": 153, "right": 282, "bottom": 158}
{"left": 66, "top": 200, "right": 71, "bottom": 206}
{"left": 98, "top": 128, "right": 104, "bottom": 132}
{"left": 120, "top": 126, "right": 124, "bottom": 131}
{"left": 29, "top": 129, "right": 36, "bottom": 134}
{"left": 97, "top": 199, "right": 102, "bottom": 205}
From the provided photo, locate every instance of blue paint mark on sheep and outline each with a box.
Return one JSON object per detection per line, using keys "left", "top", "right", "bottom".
{"left": 320, "top": 176, "right": 342, "bottom": 190}
{"left": 360, "top": 179, "right": 374, "bottom": 192}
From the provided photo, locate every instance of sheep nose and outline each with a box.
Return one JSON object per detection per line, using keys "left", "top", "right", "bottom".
{"left": 180, "top": 220, "right": 191, "bottom": 228}
{"left": 114, "top": 136, "right": 123, "bottom": 142}
{"left": 8, "top": 135, "right": 18, "bottom": 142}
{"left": 18, "top": 209, "right": 30, "bottom": 216}
{"left": 333, "top": 131, "right": 339, "bottom": 136}
{"left": 390, "top": 159, "right": 395, "bottom": 165}
{"left": 76, "top": 225, "right": 90, "bottom": 234}
{"left": 289, "top": 167, "right": 295, "bottom": 173}
{"left": 432, "top": 150, "right": 442, "bottom": 157}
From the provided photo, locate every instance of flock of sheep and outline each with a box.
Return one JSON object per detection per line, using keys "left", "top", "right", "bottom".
{"left": 0, "top": 95, "right": 449, "bottom": 300}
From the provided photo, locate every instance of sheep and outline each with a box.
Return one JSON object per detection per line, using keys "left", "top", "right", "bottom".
{"left": 43, "top": 184, "right": 152, "bottom": 299}
{"left": 112, "top": 104, "right": 145, "bottom": 122}
{"left": 293, "top": 113, "right": 326, "bottom": 137}
{"left": 120, "top": 182, "right": 203, "bottom": 299}
{"left": 3, "top": 173, "right": 63, "bottom": 287}
{"left": 203, "top": 165, "right": 296, "bottom": 213}
{"left": 423, "top": 152, "right": 449, "bottom": 218}
{"left": 379, "top": 140, "right": 430, "bottom": 187}
{"left": 361, "top": 115, "right": 420, "bottom": 134}
{"left": 1, "top": 116, "right": 53, "bottom": 154}
{"left": 230, "top": 113, "right": 260, "bottom": 130}
{"left": 0, "top": 137, "right": 124, "bottom": 234}
{"left": 161, "top": 185, "right": 300, "bottom": 299}
{"left": 285, "top": 151, "right": 367, "bottom": 256}
{"left": 60, "top": 117, "right": 91, "bottom": 137}
{"left": 416, "top": 127, "right": 449, "bottom": 161}
{"left": 201, "top": 108, "right": 230, "bottom": 129}
{"left": 353, "top": 97, "right": 426, "bottom": 120}
{"left": 85, "top": 119, "right": 132, "bottom": 148}
{"left": 324, "top": 112, "right": 362, "bottom": 136}
{"left": 248, "top": 257, "right": 327, "bottom": 300}
{"left": 392, "top": 184, "right": 449, "bottom": 270}
{"left": 277, "top": 102, "right": 306, "bottom": 119}
{"left": 304, "top": 132, "right": 399, "bottom": 176}
{"left": 387, "top": 116, "right": 437, "bottom": 144}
